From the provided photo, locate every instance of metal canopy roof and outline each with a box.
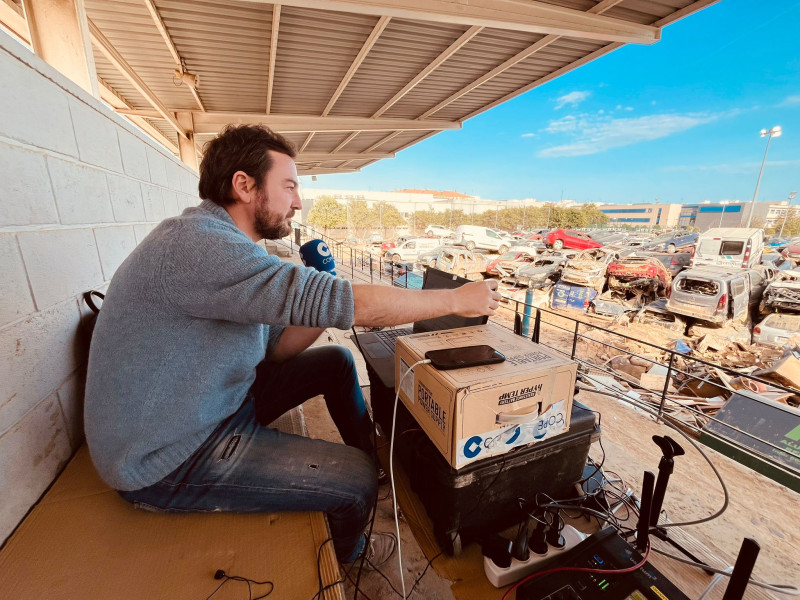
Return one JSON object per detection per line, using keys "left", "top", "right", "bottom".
{"left": 4, "top": 0, "right": 717, "bottom": 174}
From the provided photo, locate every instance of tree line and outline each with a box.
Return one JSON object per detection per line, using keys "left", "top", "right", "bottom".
{"left": 307, "top": 196, "right": 610, "bottom": 238}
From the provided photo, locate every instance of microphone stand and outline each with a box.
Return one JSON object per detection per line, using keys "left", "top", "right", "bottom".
{"left": 629, "top": 435, "right": 713, "bottom": 572}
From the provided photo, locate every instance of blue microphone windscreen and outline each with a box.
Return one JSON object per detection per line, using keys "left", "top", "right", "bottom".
{"left": 299, "top": 239, "right": 336, "bottom": 275}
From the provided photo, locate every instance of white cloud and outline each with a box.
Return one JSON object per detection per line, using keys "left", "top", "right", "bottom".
{"left": 780, "top": 95, "right": 800, "bottom": 106}
{"left": 521, "top": 133, "right": 536, "bottom": 138}
{"left": 538, "top": 112, "right": 719, "bottom": 158}
{"left": 554, "top": 91, "right": 590, "bottom": 110}
{"left": 625, "top": 106, "right": 634, "bottom": 111}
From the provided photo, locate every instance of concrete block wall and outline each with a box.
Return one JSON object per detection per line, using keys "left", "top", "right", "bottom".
{"left": 0, "top": 31, "right": 200, "bottom": 544}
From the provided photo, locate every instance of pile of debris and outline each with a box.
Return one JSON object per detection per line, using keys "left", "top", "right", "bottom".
{"left": 582, "top": 341, "right": 800, "bottom": 431}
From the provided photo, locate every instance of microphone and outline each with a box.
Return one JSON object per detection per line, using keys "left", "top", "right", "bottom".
{"left": 299, "top": 239, "right": 336, "bottom": 276}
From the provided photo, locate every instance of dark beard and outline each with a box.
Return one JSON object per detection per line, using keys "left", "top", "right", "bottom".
{"left": 254, "top": 190, "right": 292, "bottom": 240}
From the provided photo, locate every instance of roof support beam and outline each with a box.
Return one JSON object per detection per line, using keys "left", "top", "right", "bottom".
{"left": 98, "top": 80, "right": 179, "bottom": 154}
{"left": 142, "top": 0, "right": 206, "bottom": 111}
{"left": 324, "top": 15, "right": 390, "bottom": 116}
{"left": 463, "top": 42, "right": 624, "bottom": 120}
{"left": 297, "top": 152, "right": 394, "bottom": 161}
{"left": 332, "top": 131, "right": 361, "bottom": 153}
{"left": 22, "top": 0, "right": 99, "bottom": 97}
{"left": 242, "top": 0, "right": 659, "bottom": 45}
{"left": 419, "top": 0, "right": 624, "bottom": 119}
{"left": 88, "top": 19, "right": 187, "bottom": 139}
{"left": 113, "top": 111, "right": 459, "bottom": 134}
{"left": 266, "top": 4, "right": 280, "bottom": 114}
{"left": 372, "top": 24, "right": 481, "bottom": 118}
{"left": 176, "top": 112, "right": 198, "bottom": 171}
{"left": 1, "top": 0, "right": 30, "bottom": 45}
{"left": 298, "top": 167, "right": 360, "bottom": 175}
{"left": 300, "top": 15, "right": 390, "bottom": 152}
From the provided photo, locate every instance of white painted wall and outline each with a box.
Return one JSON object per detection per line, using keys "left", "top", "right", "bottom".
{"left": 0, "top": 31, "right": 199, "bottom": 544}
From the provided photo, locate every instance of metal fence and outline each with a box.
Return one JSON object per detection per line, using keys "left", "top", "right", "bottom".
{"left": 283, "top": 224, "right": 800, "bottom": 488}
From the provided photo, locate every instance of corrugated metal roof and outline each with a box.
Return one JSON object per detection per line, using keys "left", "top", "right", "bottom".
{"left": 2, "top": 0, "right": 719, "bottom": 173}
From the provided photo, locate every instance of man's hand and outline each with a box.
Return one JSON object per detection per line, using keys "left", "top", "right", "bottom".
{"left": 452, "top": 279, "right": 501, "bottom": 317}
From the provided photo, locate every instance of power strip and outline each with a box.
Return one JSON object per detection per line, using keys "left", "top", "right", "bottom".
{"left": 484, "top": 525, "right": 586, "bottom": 588}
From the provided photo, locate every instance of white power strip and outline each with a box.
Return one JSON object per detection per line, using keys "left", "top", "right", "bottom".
{"left": 483, "top": 525, "right": 587, "bottom": 588}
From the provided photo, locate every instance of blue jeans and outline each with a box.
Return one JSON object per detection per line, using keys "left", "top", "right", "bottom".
{"left": 119, "top": 345, "right": 378, "bottom": 562}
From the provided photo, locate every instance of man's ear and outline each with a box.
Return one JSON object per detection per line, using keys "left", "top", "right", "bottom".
{"left": 230, "top": 171, "right": 256, "bottom": 204}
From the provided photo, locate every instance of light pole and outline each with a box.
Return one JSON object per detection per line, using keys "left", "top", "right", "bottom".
{"left": 717, "top": 201, "right": 729, "bottom": 228}
{"left": 746, "top": 126, "right": 782, "bottom": 227}
{"left": 779, "top": 191, "right": 798, "bottom": 238}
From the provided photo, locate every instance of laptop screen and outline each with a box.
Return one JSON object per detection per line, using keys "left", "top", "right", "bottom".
{"left": 412, "top": 267, "right": 489, "bottom": 333}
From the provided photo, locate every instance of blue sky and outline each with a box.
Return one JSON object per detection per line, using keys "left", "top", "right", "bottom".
{"left": 307, "top": 0, "right": 800, "bottom": 206}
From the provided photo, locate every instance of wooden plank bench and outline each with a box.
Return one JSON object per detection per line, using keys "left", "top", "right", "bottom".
{"left": 0, "top": 407, "right": 344, "bottom": 599}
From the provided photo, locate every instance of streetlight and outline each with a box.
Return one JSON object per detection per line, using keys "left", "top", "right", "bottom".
{"left": 746, "top": 126, "right": 782, "bottom": 227}
{"left": 718, "top": 201, "right": 730, "bottom": 228}
{"left": 779, "top": 191, "right": 798, "bottom": 238}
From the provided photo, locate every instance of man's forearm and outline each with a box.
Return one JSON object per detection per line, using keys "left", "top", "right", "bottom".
{"left": 353, "top": 286, "right": 458, "bottom": 327}
{"left": 270, "top": 326, "right": 325, "bottom": 363}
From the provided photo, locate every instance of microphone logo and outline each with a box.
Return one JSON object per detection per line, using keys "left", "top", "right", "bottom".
{"left": 316, "top": 242, "right": 331, "bottom": 257}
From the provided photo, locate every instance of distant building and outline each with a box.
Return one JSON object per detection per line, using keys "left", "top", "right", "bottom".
{"left": 679, "top": 201, "right": 797, "bottom": 231}
{"left": 599, "top": 203, "right": 682, "bottom": 228}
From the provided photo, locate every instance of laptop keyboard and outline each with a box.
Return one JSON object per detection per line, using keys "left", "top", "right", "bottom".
{"left": 374, "top": 328, "right": 409, "bottom": 350}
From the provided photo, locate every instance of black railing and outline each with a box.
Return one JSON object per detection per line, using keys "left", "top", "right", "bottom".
{"left": 279, "top": 230, "right": 799, "bottom": 483}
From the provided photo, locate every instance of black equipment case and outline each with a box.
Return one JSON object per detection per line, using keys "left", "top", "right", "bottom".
{"left": 366, "top": 362, "right": 600, "bottom": 555}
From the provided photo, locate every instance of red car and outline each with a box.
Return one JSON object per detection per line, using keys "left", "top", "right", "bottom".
{"left": 545, "top": 229, "right": 603, "bottom": 251}
{"left": 607, "top": 256, "right": 672, "bottom": 294}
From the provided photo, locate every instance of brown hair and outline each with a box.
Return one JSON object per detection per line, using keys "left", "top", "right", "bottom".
{"left": 198, "top": 124, "right": 296, "bottom": 207}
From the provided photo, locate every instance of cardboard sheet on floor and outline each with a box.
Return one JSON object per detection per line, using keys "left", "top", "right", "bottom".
{"left": 0, "top": 446, "right": 343, "bottom": 600}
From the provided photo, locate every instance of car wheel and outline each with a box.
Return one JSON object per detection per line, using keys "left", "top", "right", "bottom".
{"left": 391, "top": 253, "right": 401, "bottom": 262}
{"left": 499, "top": 245, "right": 509, "bottom": 255}
{"left": 667, "top": 244, "right": 676, "bottom": 253}
{"left": 465, "top": 240, "right": 476, "bottom": 251}
{"left": 553, "top": 239, "right": 564, "bottom": 250}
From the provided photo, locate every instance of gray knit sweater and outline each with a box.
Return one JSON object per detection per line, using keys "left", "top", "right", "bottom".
{"left": 85, "top": 200, "right": 354, "bottom": 491}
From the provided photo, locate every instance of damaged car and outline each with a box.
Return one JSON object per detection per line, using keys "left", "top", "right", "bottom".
{"left": 507, "top": 253, "right": 572, "bottom": 289}
{"left": 753, "top": 313, "right": 800, "bottom": 347}
{"left": 633, "top": 298, "right": 686, "bottom": 332}
{"left": 591, "top": 256, "right": 672, "bottom": 317}
{"left": 760, "top": 269, "right": 800, "bottom": 313}
{"left": 666, "top": 267, "right": 766, "bottom": 325}
{"left": 486, "top": 249, "right": 537, "bottom": 277}
{"left": 559, "top": 247, "right": 620, "bottom": 292}
{"left": 432, "top": 247, "right": 487, "bottom": 281}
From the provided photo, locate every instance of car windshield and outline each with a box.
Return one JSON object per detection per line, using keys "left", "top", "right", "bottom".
{"left": 499, "top": 252, "right": 518, "bottom": 259}
{"left": 764, "top": 314, "right": 800, "bottom": 332}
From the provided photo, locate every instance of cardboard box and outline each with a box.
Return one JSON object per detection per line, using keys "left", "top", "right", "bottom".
{"left": 395, "top": 323, "right": 577, "bottom": 468}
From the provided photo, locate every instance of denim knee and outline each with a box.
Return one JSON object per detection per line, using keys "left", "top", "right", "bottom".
{"left": 325, "top": 345, "right": 356, "bottom": 372}
{"left": 329, "top": 446, "right": 378, "bottom": 519}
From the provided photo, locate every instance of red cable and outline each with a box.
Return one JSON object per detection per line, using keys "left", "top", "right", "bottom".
{"left": 501, "top": 543, "right": 651, "bottom": 600}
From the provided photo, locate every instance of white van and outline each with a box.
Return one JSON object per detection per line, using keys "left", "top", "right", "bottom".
{"left": 454, "top": 225, "right": 510, "bottom": 253}
{"left": 387, "top": 237, "right": 441, "bottom": 261}
{"left": 692, "top": 228, "right": 764, "bottom": 270}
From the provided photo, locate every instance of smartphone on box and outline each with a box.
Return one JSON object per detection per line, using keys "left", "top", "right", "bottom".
{"left": 424, "top": 345, "right": 505, "bottom": 370}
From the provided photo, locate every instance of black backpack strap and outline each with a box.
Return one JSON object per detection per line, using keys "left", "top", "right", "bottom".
{"left": 83, "top": 290, "right": 105, "bottom": 314}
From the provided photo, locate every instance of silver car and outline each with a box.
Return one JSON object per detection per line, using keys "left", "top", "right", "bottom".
{"left": 753, "top": 313, "right": 800, "bottom": 347}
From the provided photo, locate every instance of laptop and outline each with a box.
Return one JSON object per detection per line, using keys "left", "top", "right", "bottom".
{"left": 355, "top": 267, "right": 488, "bottom": 388}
